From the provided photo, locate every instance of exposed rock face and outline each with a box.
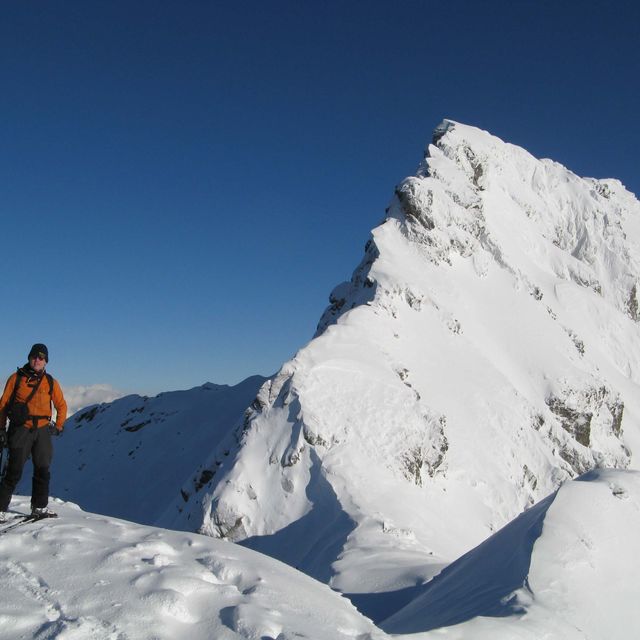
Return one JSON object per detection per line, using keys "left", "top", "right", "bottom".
{"left": 178, "top": 121, "right": 640, "bottom": 595}
{"left": 546, "top": 384, "right": 628, "bottom": 474}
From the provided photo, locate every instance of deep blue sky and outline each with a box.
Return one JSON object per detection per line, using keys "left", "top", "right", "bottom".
{"left": 2, "top": 0, "right": 638, "bottom": 395}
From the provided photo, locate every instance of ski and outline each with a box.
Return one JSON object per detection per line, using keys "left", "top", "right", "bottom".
{"left": 0, "top": 512, "right": 57, "bottom": 536}
{"left": 0, "top": 514, "right": 34, "bottom": 535}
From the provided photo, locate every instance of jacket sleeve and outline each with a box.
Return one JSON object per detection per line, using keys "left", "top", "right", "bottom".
{"left": 52, "top": 379, "right": 68, "bottom": 430}
{"left": 0, "top": 374, "right": 17, "bottom": 429}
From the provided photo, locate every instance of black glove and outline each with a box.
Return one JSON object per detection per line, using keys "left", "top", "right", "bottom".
{"left": 47, "top": 422, "right": 62, "bottom": 437}
{"left": 0, "top": 428, "right": 7, "bottom": 448}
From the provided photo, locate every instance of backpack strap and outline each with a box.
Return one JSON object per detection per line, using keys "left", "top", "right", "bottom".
{"left": 8, "top": 369, "right": 24, "bottom": 409}
{"left": 46, "top": 373, "right": 54, "bottom": 398}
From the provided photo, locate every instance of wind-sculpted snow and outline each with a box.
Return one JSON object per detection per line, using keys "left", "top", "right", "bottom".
{"left": 188, "top": 121, "right": 640, "bottom": 603}
{"left": 384, "top": 469, "right": 640, "bottom": 639}
{"left": 0, "top": 498, "right": 383, "bottom": 640}
{"left": 2, "top": 473, "right": 639, "bottom": 638}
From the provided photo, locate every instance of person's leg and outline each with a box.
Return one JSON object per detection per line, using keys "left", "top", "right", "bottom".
{"left": 0, "top": 425, "right": 34, "bottom": 512}
{"left": 31, "top": 427, "right": 53, "bottom": 510}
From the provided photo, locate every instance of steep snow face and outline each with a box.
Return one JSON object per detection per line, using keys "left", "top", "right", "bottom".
{"left": 179, "top": 121, "right": 640, "bottom": 595}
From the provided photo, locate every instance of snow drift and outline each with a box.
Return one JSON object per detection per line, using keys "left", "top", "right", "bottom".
{"left": 0, "top": 497, "right": 383, "bottom": 640}
{"left": 2, "top": 471, "right": 639, "bottom": 639}
{"left": 385, "top": 469, "right": 640, "bottom": 639}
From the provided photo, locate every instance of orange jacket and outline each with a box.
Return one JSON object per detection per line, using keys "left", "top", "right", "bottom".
{"left": 0, "top": 369, "right": 67, "bottom": 431}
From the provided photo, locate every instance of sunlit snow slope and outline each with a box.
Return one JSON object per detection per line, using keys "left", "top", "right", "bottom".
{"left": 2, "top": 472, "right": 638, "bottom": 638}
{"left": 178, "top": 120, "right": 640, "bottom": 601}
{"left": 0, "top": 497, "right": 383, "bottom": 640}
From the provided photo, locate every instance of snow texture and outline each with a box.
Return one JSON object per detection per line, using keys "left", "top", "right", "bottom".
{"left": 385, "top": 469, "right": 640, "bottom": 639}
{"left": 0, "top": 498, "right": 382, "bottom": 640}
{"left": 2, "top": 472, "right": 639, "bottom": 638}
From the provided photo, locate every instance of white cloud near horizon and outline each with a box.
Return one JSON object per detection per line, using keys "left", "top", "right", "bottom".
{"left": 61, "top": 384, "right": 125, "bottom": 417}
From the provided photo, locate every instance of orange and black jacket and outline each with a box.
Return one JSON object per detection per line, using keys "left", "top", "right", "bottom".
{"left": 0, "top": 368, "right": 67, "bottom": 431}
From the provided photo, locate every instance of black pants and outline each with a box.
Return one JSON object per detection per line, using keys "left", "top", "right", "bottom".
{"left": 0, "top": 423, "right": 53, "bottom": 511}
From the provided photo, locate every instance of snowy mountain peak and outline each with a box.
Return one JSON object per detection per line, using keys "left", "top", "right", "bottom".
{"left": 319, "top": 120, "right": 640, "bottom": 338}
{"left": 431, "top": 118, "right": 456, "bottom": 145}
{"left": 182, "top": 121, "right": 640, "bottom": 600}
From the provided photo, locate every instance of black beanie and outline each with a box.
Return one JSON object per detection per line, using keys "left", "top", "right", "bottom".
{"left": 28, "top": 343, "right": 49, "bottom": 362}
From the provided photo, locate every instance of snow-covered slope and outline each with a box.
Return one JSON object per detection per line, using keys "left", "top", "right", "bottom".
{"left": 0, "top": 497, "right": 383, "bottom": 640}
{"left": 384, "top": 469, "right": 640, "bottom": 639}
{"left": 2, "top": 471, "right": 639, "bottom": 639}
{"left": 16, "top": 377, "right": 266, "bottom": 527}
{"left": 176, "top": 120, "right": 640, "bottom": 602}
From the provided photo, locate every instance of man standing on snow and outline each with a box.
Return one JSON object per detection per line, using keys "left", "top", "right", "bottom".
{"left": 0, "top": 344, "right": 67, "bottom": 522}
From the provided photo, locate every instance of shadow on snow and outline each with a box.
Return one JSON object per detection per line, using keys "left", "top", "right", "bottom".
{"left": 239, "top": 449, "right": 357, "bottom": 584}
{"left": 378, "top": 491, "right": 558, "bottom": 633}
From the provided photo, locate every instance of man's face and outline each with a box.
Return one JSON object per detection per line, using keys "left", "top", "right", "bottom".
{"left": 29, "top": 354, "right": 46, "bottom": 372}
